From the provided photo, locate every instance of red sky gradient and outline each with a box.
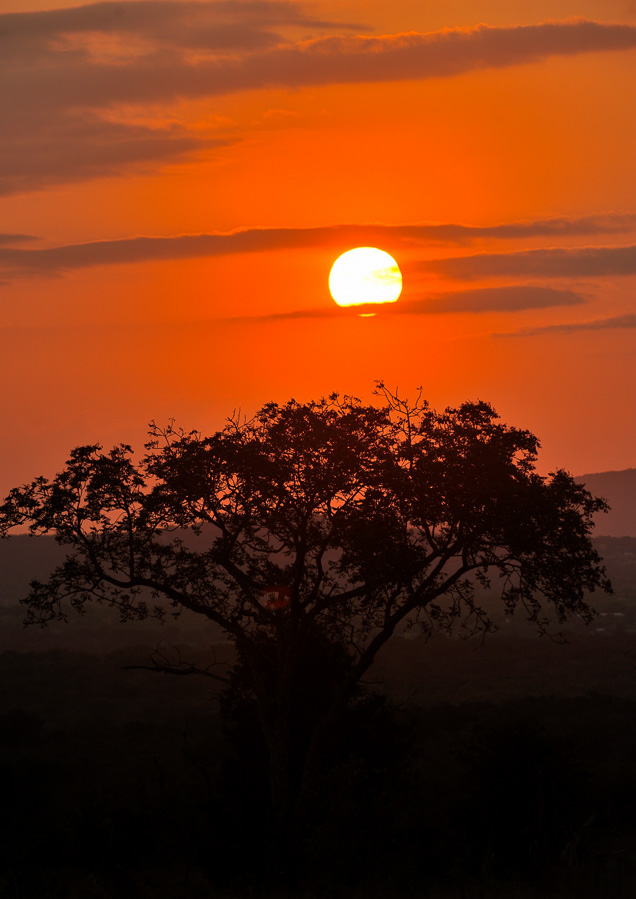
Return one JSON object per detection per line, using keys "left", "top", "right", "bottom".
{"left": 1, "top": 0, "right": 636, "bottom": 495}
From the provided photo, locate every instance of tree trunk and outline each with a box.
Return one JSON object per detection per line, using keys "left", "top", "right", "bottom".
{"left": 263, "top": 718, "right": 298, "bottom": 880}
{"left": 268, "top": 729, "right": 292, "bottom": 834}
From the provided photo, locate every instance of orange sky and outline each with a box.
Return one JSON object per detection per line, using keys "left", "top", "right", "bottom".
{"left": 1, "top": 0, "right": 636, "bottom": 495}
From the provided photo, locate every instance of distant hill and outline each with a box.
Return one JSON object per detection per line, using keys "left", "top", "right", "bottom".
{"left": 0, "top": 534, "right": 226, "bottom": 652}
{"left": 576, "top": 468, "right": 636, "bottom": 537}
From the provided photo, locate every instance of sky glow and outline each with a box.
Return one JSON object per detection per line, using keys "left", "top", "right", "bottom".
{"left": 1, "top": 0, "right": 635, "bottom": 491}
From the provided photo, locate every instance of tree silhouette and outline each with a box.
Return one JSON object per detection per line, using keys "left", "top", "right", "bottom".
{"left": 0, "top": 385, "right": 611, "bottom": 842}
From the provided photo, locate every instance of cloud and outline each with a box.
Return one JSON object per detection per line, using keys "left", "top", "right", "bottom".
{"left": 1, "top": 1, "right": 348, "bottom": 59}
{"left": 2, "top": 10, "right": 636, "bottom": 193}
{"left": 253, "top": 285, "right": 584, "bottom": 322}
{"left": 447, "top": 213, "right": 636, "bottom": 242}
{"left": 412, "top": 285, "right": 585, "bottom": 314}
{"left": 0, "top": 227, "right": 353, "bottom": 276}
{"left": 1, "top": 0, "right": 359, "bottom": 194}
{"left": 0, "top": 112, "right": 215, "bottom": 195}
{"left": 6, "top": 15, "right": 635, "bottom": 108}
{"left": 495, "top": 313, "right": 636, "bottom": 337}
{"left": 422, "top": 244, "right": 636, "bottom": 280}
{"left": 0, "top": 234, "right": 40, "bottom": 247}
{"left": 1, "top": 217, "right": 634, "bottom": 278}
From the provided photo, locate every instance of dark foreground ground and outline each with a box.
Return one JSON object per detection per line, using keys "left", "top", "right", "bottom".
{"left": 1, "top": 536, "right": 636, "bottom": 897}
{"left": 2, "top": 632, "right": 636, "bottom": 899}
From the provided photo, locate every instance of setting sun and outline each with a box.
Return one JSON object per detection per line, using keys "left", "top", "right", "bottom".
{"left": 329, "top": 247, "right": 403, "bottom": 307}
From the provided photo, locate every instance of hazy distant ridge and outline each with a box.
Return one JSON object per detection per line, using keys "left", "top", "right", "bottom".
{"left": 576, "top": 468, "right": 636, "bottom": 537}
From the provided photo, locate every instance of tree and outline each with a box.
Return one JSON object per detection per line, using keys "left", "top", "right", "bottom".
{"left": 0, "top": 385, "right": 611, "bottom": 846}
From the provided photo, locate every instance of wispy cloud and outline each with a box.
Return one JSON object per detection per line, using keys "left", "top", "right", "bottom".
{"left": 1, "top": 215, "right": 634, "bottom": 278}
{"left": 0, "top": 227, "right": 378, "bottom": 276}
{"left": 422, "top": 244, "right": 636, "bottom": 280}
{"left": 2, "top": 7, "right": 636, "bottom": 193}
{"left": 1, "top": 0, "right": 359, "bottom": 194}
{"left": 495, "top": 313, "right": 636, "bottom": 337}
{"left": 430, "top": 214, "right": 636, "bottom": 243}
{"left": 0, "top": 114, "right": 220, "bottom": 197}
{"left": 7, "top": 12, "right": 635, "bottom": 105}
{"left": 415, "top": 285, "right": 585, "bottom": 314}
{"left": 251, "top": 285, "right": 585, "bottom": 322}
{"left": 1, "top": 1, "right": 345, "bottom": 56}
{"left": 0, "top": 234, "right": 41, "bottom": 247}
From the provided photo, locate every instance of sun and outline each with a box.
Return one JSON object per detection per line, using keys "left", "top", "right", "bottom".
{"left": 329, "top": 247, "right": 402, "bottom": 308}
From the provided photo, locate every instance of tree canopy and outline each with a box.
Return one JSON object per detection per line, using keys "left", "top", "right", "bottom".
{"left": 0, "top": 385, "right": 611, "bottom": 835}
